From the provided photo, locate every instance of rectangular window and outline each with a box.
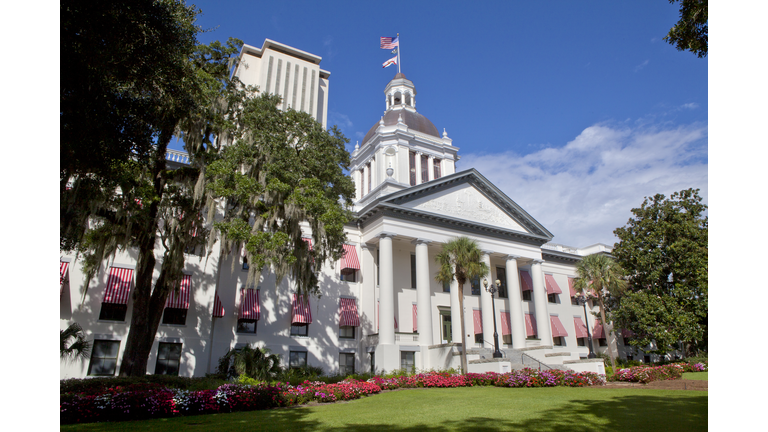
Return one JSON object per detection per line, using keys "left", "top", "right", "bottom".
{"left": 155, "top": 343, "right": 182, "bottom": 376}
{"left": 290, "top": 351, "right": 307, "bottom": 368}
{"left": 421, "top": 154, "right": 428, "bottom": 183}
{"left": 471, "top": 276, "right": 481, "bottom": 296}
{"left": 571, "top": 296, "right": 579, "bottom": 305}
{"left": 400, "top": 351, "right": 415, "bottom": 372}
{"left": 370, "top": 352, "right": 375, "bottom": 373}
{"left": 496, "top": 267, "right": 507, "bottom": 298}
{"left": 548, "top": 293, "right": 558, "bottom": 303}
{"left": 340, "top": 326, "right": 355, "bottom": 339}
{"left": 376, "top": 249, "right": 380, "bottom": 286}
{"left": 598, "top": 338, "right": 608, "bottom": 347}
{"left": 502, "top": 334, "right": 512, "bottom": 345}
{"left": 409, "top": 151, "right": 416, "bottom": 186}
{"left": 577, "top": 338, "right": 587, "bottom": 347}
{"left": 99, "top": 303, "right": 127, "bottom": 322}
{"left": 443, "top": 281, "right": 451, "bottom": 293}
{"left": 339, "top": 353, "right": 355, "bottom": 375}
{"left": 237, "top": 319, "right": 257, "bottom": 334}
{"left": 340, "top": 269, "right": 357, "bottom": 282}
{"left": 623, "top": 337, "right": 630, "bottom": 346}
{"left": 266, "top": 56, "right": 274, "bottom": 94}
{"left": 522, "top": 290, "right": 532, "bottom": 301}
{"left": 242, "top": 256, "right": 249, "bottom": 270}
{"left": 366, "top": 162, "right": 372, "bottom": 194}
{"left": 553, "top": 337, "right": 564, "bottom": 346}
{"left": 291, "top": 324, "right": 309, "bottom": 337}
{"left": 474, "top": 333, "right": 483, "bottom": 344}
{"left": 410, "top": 254, "right": 417, "bottom": 289}
{"left": 162, "top": 308, "right": 187, "bottom": 326}
{"left": 88, "top": 340, "right": 120, "bottom": 376}
{"left": 433, "top": 159, "right": 441, "bottom": 179}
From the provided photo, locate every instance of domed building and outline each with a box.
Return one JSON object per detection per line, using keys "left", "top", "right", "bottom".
{"left": 61, "top": 41, "right": 636, "bottom": 380}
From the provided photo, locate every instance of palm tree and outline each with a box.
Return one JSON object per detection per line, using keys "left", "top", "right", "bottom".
{"left": 572, "top": 253, "right": 627, "bottom": 371}
{"left": 435, "top": 237, "right": 489, "bottom": 375}
{"left": 60, "top": 322, "right": 91, "bottom": 362}
{"left": 217, "top": 344, "right": 281, "bottom": 380}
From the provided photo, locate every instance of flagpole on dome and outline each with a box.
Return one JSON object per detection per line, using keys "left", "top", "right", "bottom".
{"left": 397, "top": 33, "right": 401, "bottom": 74}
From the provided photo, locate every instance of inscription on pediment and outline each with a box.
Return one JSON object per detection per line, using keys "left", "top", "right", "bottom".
{"left": 402, "top": 184, "right": 527, "bottom": 232}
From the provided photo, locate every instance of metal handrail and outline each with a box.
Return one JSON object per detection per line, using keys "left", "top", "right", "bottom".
{"left": 521, "top": 352, "right": 552, "bottom": 371}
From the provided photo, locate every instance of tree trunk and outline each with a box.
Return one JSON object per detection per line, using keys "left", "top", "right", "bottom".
{"left": 457, "top": 278, "right": 468, "bottom": 375}
{"left": 118, "top": 123, "right": 174, "bottom": 376}
{"left": 597, "top": 293, "right": 617, "bottom": 371}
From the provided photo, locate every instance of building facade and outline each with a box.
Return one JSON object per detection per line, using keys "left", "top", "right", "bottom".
{"left": 61, "top": 40, "right": 642, "bottom": 380}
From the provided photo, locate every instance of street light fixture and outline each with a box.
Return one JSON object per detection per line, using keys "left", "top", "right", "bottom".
{"left": 577, "top": 295, "right": 596, "bottom": 359}
{"left": 483, "top": 278, "right": 503, "bottom": 359}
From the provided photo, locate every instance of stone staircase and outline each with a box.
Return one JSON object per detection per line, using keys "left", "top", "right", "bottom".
{"left": 453, "top": 346, "right": 570, "bottom": 372}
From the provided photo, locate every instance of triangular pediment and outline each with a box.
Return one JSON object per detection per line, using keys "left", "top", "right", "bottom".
{"left": 401, "top": 183, "right": 528, "bottom": 232}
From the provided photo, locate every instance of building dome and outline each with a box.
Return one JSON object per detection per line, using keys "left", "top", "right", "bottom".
{"left": 362, "top": 109, "right": 440, "bottom": 145}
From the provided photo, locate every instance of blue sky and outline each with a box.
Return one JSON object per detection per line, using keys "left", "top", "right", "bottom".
{"left": 174, "top": 0, "right": 708, "bottom": 247}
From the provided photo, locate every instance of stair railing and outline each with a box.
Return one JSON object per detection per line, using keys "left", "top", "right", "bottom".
{"left": 521, "top": 353, "right": 552, "bottom": 371}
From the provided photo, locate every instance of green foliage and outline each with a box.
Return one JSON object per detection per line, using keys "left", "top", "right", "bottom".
{"left": 572, "top": 253, "right": 626, "bottom": 371}
{"left": 60, "top": 375, "right": 227, "bottom": 394}
{"left": 434, "top": 237, "right": 490, "bottom": 375}
{"left": 612, "top": 188, "right": 707, "bottom": 354}
{"left": 664, "top": 0, "right": 708, "bottom": 58}
{"left": 60, "top": 322, "right": 91, "bottom": 363}
{"left": 205, "top": 93, "right": 356, "bottom": 295}
{"left": 217, "top": 345, "right": 282, "bottom": 381}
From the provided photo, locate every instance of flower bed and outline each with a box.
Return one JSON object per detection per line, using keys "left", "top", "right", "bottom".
{"left": 61, "top": 370, "right": 605, "bottom": 424}
{"left": 612, "top": 364, "right": 684, "bottom": 384}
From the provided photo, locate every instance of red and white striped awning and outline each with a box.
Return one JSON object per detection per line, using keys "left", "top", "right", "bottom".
{"left": 550, "top": 315, "right": 568, "bottom": 337}
{"left": 473, "top": 309, "right": 483, "bottom": 335}
{"left": 239, "top": 289, "right": 261, "bottom": 320}
{"left": 524, "top": 313, "right": 538, "bottom": 337}
{"left": 212, "top": 294, "right": 225, "bottom": 318}
{"left": 340, "top": 244, "right": 360, "bottom": 271}
{"left": 165, "top": 275, "right": 191, "bottom": 309}
{"left": 573, "top": 317, "right": 589, "bottom": 338}
{"left": 519, "top": 270, "right": 533, "bottom": 292}
{"left": 339, "top": 298, "right": 360, "bottom": 327}
{"left": 292, "top": 293, "right": 312, "bottom": 324}
{"left": 592, "top": 320, "right": 606, "bottom": 339}
{"left": 545, "top": 274, "right": 563, "bottom": 295}
{"left": 60, "top": 261, "right": 70, "bottom": 295}
{"left": 500, "top": 311, "right": 511, "bottom": 336}
{"left": 302, "top": 237, "right": 313, "bottom": 250}
{"left": 103, "top": 267, "right": 134, "bottom": 304}
{"left": 412, "top": 304, "right": 417, "bottom": 332}
{"left": 568, "top": 277, "right": 577, "bottom": 297}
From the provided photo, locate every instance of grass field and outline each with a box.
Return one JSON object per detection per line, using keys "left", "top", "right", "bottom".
{"left": 682, "top": 372, "right": 708, "bottom": 380}
{"left": 61, "top": 386, "right": 707, "bottom": 432}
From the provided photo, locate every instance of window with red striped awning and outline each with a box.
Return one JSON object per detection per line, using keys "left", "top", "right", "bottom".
{"left": 339, "top": 298, "right": 360, "bottom": 327}
{"left": 212, "top": 294, "right": 225, "bottom": 318}
{"left": 412, "top": 304, "right": 417, "bottom": 332}
{"left": 500, "top": 311, "right": 511, "bottom": 336}
{"left": 549, "top": 315, "right": 568, "bottom": 337}
{"left": 544, "top": 274, "right": 563, "bottom": 295}
{"left": 165, "top": 275, "right": 191, "bottom": 309}
{"left": 592, "top": 320, "right": 606, "bottom": 339}
{"left": 519, "top": 270, "right": 533, "bottom": 292}
{"left": 292, "top": 293, "right": 312, "bottom": 324}
{"left": 340, "top": 244, "right": 360, "bottom": 271}
{"left": 473, "top": 309, "right": 483, "bottom": 335}
{"left": 524, "top": 313, "right": 538, "bottom": 337}
{"left": 302, "top": 237, "right": 313, "bottom": 250}
{"left": 573, "top": 316, "right": 589, "bottom": 338}
{"left": 239, "top": 289, "right": 261, "bottom": 320}
{"left": 60, "top": 261, "right": 70, "bottom": 296}
{"left": 103, "top": 267, "right": 134, "bottom": 304}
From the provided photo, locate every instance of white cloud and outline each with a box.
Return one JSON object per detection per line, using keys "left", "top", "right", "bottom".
{"left": 634, "top": 59, "right": 650, "bottom": 72}
{"left": 682, "top": 102, "right": 699, "bottom": 110}
{"left": 458, "top": 121, "right": 708, "bottom": 248}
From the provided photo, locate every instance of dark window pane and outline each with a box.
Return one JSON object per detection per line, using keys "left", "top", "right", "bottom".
{"left": 496, "top": 267, "right": 507, "bottom": 298}
{"left": 237, "top": 319, "right": 257, "bottom": 334}
{"left": 291, "top": 324, "right": 308, "bottom": 336}
{"left": 99, "top": 303, "right": 127, "bottom": 321}
{"left": 443, "top": 281, "right": 450, "bottom": 292}
{"left": 471, "top": 277, "right": 480, "bottom": 296}
{"left": 410, "top": 254, "right": 416, "bottom": 289}
{"left": 522, "top": 291, "right": 532, "bottom": 301}
{"left": 162, "top": 308, "right": 187, "bottom": 325}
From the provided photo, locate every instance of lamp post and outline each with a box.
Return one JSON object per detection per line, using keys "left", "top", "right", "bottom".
{"left": 483, "top": 278, "right": 503, "bottom": 358}
{"left": 577, "top": 295, "right": 596, "bottom": 359}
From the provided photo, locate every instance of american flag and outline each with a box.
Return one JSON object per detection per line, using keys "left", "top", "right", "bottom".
{"left": 380, "top": 36, "right": 399, "bottom": 49}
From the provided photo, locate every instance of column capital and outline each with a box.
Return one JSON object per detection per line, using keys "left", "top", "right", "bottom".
{"left": 379, "top": 232, "right": 397, "bottom": 239}
{"left": 504, "top": 254, "right": 522, "bottom": 261}
{"left": 481, "top": 250, "right": 495, "bottom": 257}
{"left": 530, "top": 259, "right": 545, "bottom": 265}
{"left": 411, "top": 238, "right": 432, "bottom": 246}
{"left": 361, "top": 243, "right": 374, "bottom": 250}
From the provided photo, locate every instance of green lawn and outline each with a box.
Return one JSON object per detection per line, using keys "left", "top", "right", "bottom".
{"left": 61, "top": 386, "right": 707, "bottom": 432}
{"left": 682, "top": 372, "right": 708, "bottom": 380}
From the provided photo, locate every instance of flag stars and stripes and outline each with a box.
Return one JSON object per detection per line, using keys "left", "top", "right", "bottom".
{"left": 380, "top": 36, "right": 399, "bottom": 49}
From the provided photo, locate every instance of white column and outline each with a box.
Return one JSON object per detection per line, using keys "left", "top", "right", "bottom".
{"left": 480, "top": 252, "right": 494, "bottom": 349}
{"left": 530, "top": 260, "right": 552, "bottom": 345}
{"left": 415, "top": 152, "right": 422, "bottom": 185}
{"left": 505, "top": 256, "right": 526, "bottom": 349}
{"left": 371, "top": 157, "right": 376, "bottom": 191}
{"left": 462, "top": 280, "right": 474, "bottom": 348}
{"left": 413, "top": 239, "right": 433, "bottom": 346}
{"left": 378, "top": 233, "right": 396, "bottom": 345}
{"left": 449, "top": 267, "right": 462, "bottom": 344}
{"left": 427, "top": 156, "right": 434, "bottom": 181}
{"left": 363, "top": 165, "right": 369, "bottom": 196}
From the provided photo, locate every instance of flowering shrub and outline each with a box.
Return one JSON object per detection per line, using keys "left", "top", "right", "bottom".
{"left": 61, "top": 369, "right": 607, "bottom": 424}
{"left": 613, "top": 364, "right": 684, "bottom": 383}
